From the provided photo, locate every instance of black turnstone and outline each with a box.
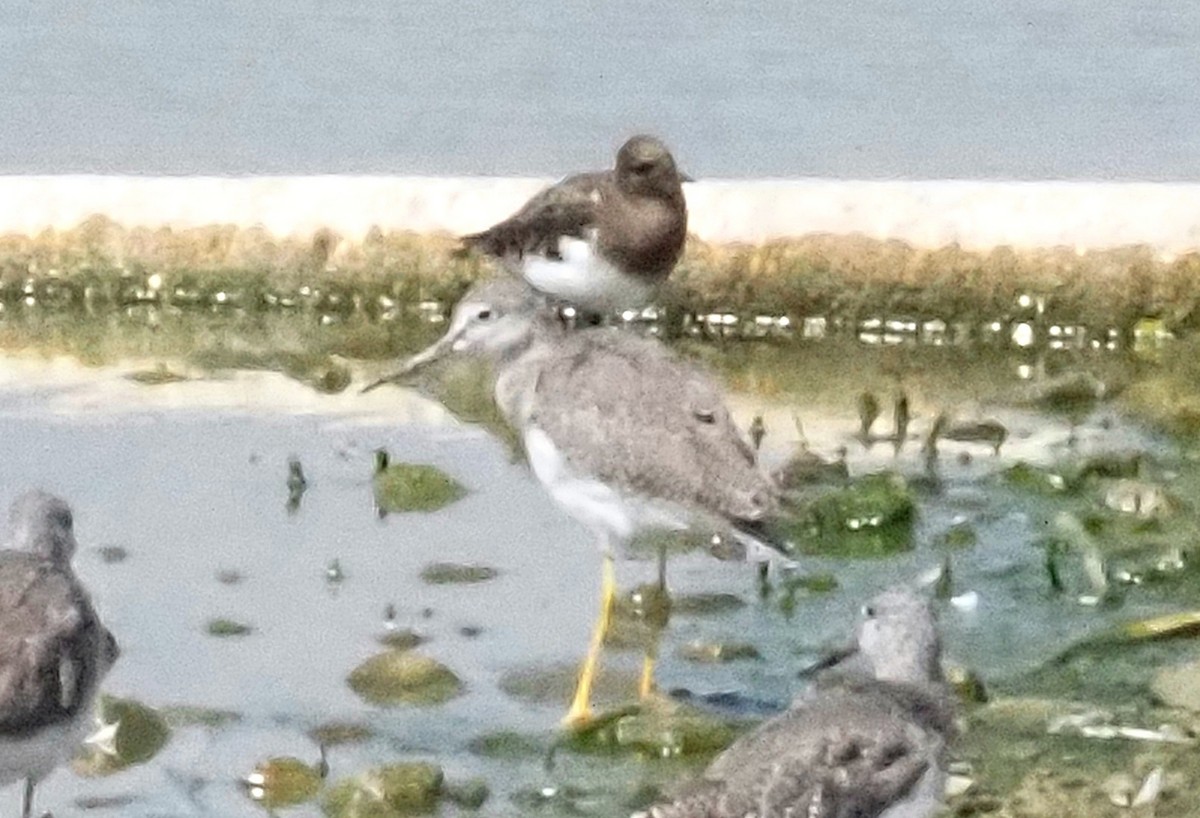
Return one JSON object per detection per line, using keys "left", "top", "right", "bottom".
{"left": 459, "top": 135, "right": 689, "bottom": 314}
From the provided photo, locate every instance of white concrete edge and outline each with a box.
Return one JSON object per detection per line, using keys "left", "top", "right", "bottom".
{"left": 2, "top": 175, "right": 1200, "bottom": 256}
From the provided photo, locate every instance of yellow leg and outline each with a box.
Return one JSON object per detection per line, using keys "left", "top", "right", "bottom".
{"left": 564, "top": 555, "right": 617, "bottom": 728}
{"left": 638, "top": 651, "right": 656, "bottom": 699}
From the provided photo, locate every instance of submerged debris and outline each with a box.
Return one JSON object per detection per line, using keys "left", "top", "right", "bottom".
{"left": 418, "top": 562, "right": 499, "bottom": 585}
{"left": 677, "top": 640, "right": 762, "bottom": 664}
{"left": 286, "top": 455, "right": 308, "bottom": 514}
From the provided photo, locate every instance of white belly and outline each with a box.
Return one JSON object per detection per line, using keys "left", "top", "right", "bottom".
{"left": 0, "top": 709, "right": 91, "bottom": 787}
{"left": 523, "top": 427, "right": 686, "bottom": 550}
{"left": 520, "top": 237, "right": 658, "bottom": 313}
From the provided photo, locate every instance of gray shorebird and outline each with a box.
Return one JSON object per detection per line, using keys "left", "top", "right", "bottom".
{"left": 364, "top": 278, "right": 784, "bottom": 726}
{"left": 458, "top": 135, "right": 689, "bottom": 314}
{"left": 642, "top": 587, "right": 954, "bottom": 818}
{"left": 0, "top": 491, "right": 119, "bottom": 818}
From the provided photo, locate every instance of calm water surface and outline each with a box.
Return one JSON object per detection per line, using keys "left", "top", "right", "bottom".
{"left": 2, "top": 1, "right": 1198, "bottom": 179}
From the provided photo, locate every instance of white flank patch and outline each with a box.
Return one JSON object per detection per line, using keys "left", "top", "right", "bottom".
{"left": 521, "top": 237, "right": 657, "bottom": 313}
{"left": 524, "top": 427, "right": 636, "bottom": 547}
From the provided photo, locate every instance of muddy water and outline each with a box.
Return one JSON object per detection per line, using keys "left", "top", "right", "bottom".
{"left": 0, "top": 335, "right": 1193, "bottom": 816}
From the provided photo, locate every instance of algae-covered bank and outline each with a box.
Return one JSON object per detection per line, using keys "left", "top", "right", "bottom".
{"left": 5, "top": 178, "right": 1200, "bottom": 817}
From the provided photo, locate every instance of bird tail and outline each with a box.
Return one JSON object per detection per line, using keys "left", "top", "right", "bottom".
{"left": 723, "top": 517, "right": 797, "bottom": 566}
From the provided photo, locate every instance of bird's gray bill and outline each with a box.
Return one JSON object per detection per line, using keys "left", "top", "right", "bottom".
{"left": 797, "top": 643, "right": 857, "bottom": 679}
{"left": 360, "top": 333, "right": 456, "bottom": 394}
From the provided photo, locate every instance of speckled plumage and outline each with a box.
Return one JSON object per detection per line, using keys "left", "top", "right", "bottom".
{"left": 643, "top": 589, "right": 954, "bottom": 818}
{"left": 0, "top": 491, "right": 118, "bottom": 818}
{"left": 373, "top": 277, "right": 780, "bottom": 557}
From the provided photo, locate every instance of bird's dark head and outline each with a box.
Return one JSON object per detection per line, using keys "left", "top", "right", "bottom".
{"left": 615, "top": 135, "right": 690, "bottom": 196}
{"left": 8, "top": 490, "right": 78, "bottom": 564}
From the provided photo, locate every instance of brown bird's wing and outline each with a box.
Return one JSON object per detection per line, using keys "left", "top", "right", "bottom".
{"left": 526, "top": 331, "right": 772, "bottom": 527}
{"left": 460, "top": 172, "right": 608, "bottom": 259}
{"left": 0, "top": 553, "right": 109, "bottom": 736}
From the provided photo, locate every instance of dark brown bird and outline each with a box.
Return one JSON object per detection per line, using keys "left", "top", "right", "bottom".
{"left": 459, "top": 135, "right": 689, "bottom": 313}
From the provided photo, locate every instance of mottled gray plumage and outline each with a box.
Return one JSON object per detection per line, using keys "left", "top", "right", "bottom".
{"left": 643, "top": 589, "right": 954, "bottom": 818}
{"left": 0, "top": 491, "right": 118, "bottom": 818}
{"left": 364, "top": 277, "right": 780, "bottom": 558}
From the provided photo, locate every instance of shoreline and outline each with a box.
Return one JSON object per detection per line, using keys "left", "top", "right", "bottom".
{"left": 3, "top": 175, "right": 1199, "bottom": 256}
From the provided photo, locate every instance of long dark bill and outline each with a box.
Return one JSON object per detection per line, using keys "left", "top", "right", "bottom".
{"left": 359, "top": 331, "right": 458, "bottom": 394}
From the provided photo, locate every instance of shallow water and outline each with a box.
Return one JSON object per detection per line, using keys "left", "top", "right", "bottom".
{"left": 0, "top": 324, "right": 1197, "bottom": 816}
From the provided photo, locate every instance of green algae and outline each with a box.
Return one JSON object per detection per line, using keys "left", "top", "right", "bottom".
{"left": 467, "top": 730, "right": 546, "bottom": 760}
{"left": 207, "top": 618, "right": 254, "bottom": 637}
{"left": 373, "top": 450, "right": 467, "bottom": 514}
{"left": 776, "top": 472, "right": 916, "bottom": 557}
{"left": 322, "top": 762, "right": 444, "bottom": 817}
{"left": 309, "top": 721, "right": 376, "bottom": 747}
{"left": 346, "top": 651, "right": 463, "bottom": 706}
{"left": 73, "top": 696, "right": 171, "bottom": 776}
{"left": 244, "top": 753, "right": 326, "bottom": 809}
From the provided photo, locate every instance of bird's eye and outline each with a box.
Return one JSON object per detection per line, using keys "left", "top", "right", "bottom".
{"left": 862, "top": 605, "right": 876, "bottom": 618}
{"left": 477, "top": 309, "right": 492, "bottom": 320}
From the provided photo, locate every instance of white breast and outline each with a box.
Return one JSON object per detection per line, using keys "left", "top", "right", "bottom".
{"left": 520, "top": 237, "right": 657, "bottom": 313}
